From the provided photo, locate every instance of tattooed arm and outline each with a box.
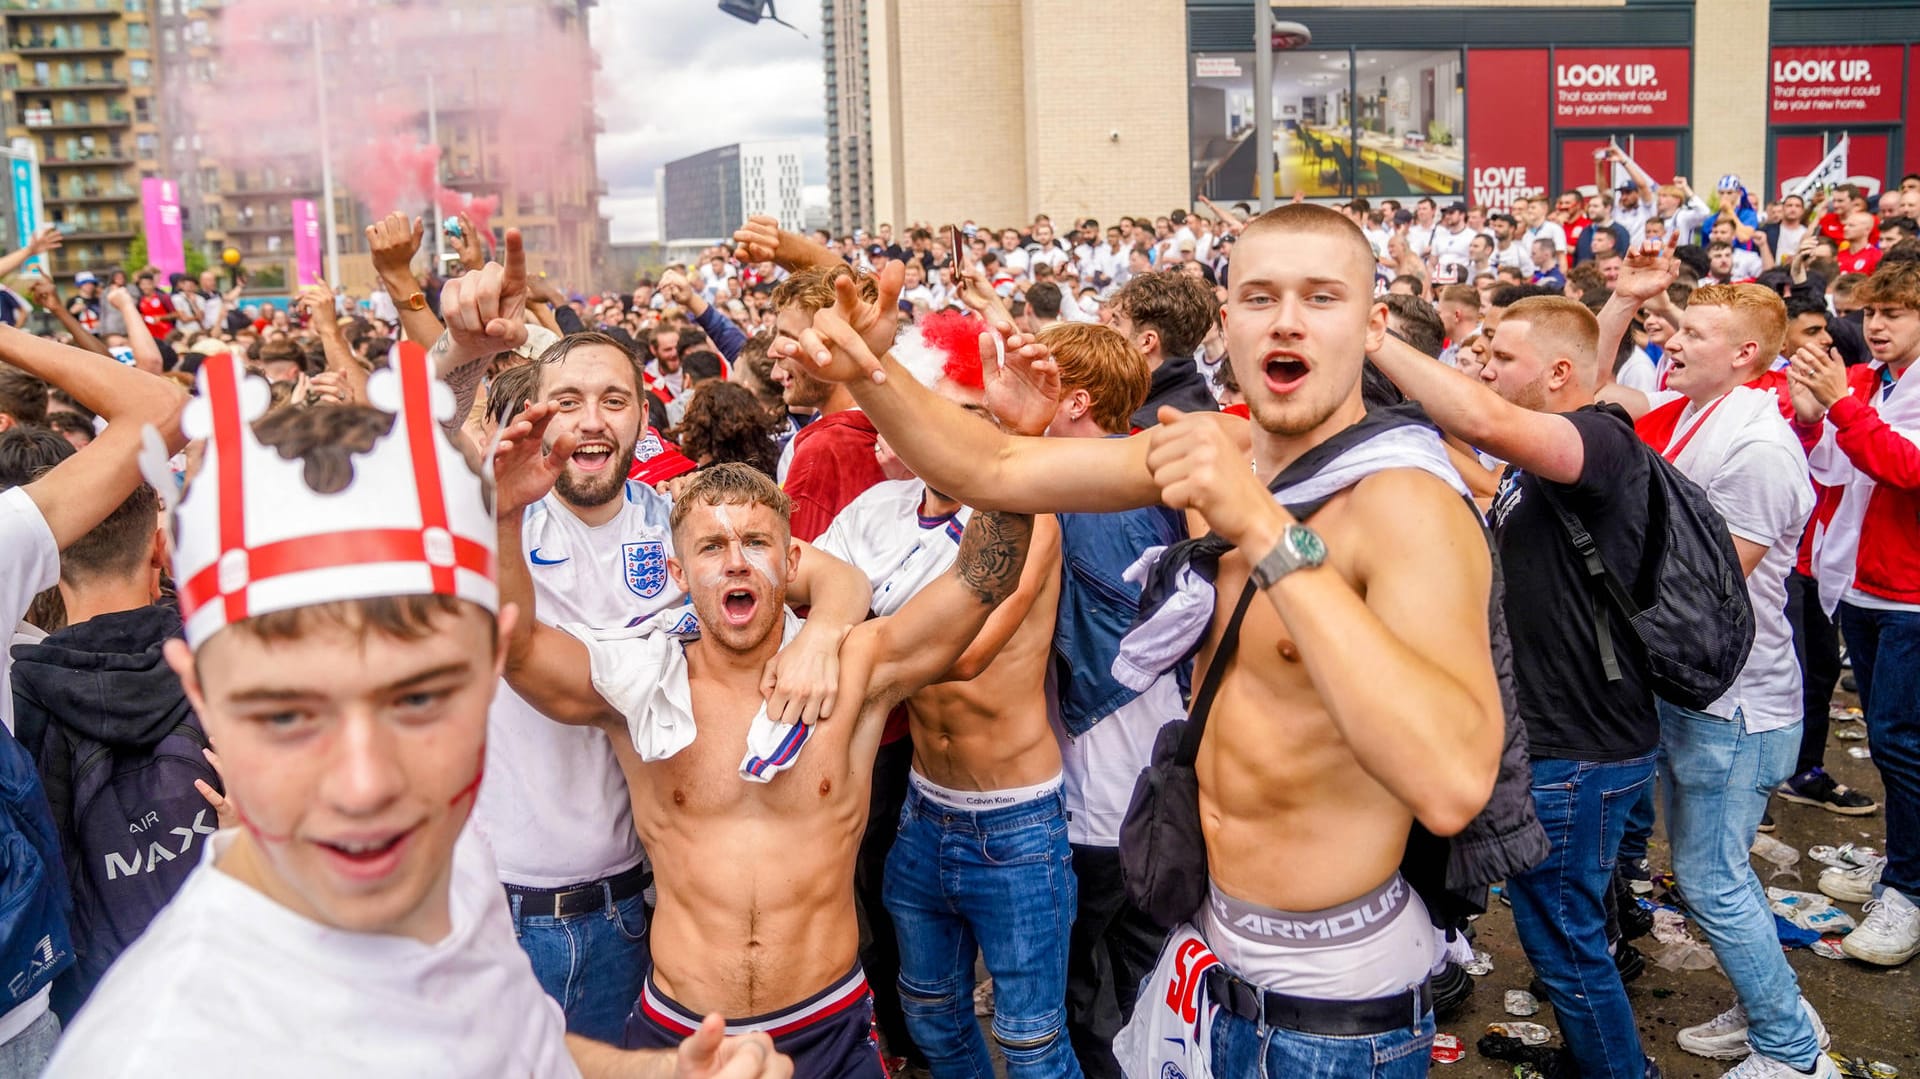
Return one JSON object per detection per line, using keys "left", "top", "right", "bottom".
{"left": 857, "top": 508, "right": 1038, "bottom": 711}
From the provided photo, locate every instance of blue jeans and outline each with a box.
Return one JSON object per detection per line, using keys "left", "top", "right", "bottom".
{"left": 509, "top": 887, "right": 651, "bottom": 1045}
{"left": 883, "top": 783, "right": 1081, "bottom": 1079}
{"left": 1508, "top": 753, "right": 1655, "bottom": 1079}
{"left": 1207, "top": 1004, "right": 1434, "bottom": 1079}
{"left": 1617, "top": 779, "right": 1657, "bottom": 869}
{"left": 1658, "top": 701, "right": 1818, "bottom": 1067}
{"left": 1840, "top": 602, "right": 1920, "bottom": 900}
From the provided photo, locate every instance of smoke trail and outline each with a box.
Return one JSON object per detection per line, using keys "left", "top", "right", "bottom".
{"left": 191, "top": 0, "right": 596, "bottom": 229}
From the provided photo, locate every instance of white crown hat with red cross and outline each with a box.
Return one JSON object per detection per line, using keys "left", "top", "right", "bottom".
{"left": 156, "top": 341, "right": 498, "bottom": 650}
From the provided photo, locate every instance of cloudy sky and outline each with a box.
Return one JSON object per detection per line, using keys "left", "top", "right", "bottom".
{"left": 591, "top": 2, "right": 828, "bottom": 243}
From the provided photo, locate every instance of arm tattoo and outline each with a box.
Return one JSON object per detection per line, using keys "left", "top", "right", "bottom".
{"left": 955, "top": 510, "right": 1033, "bottom": 605}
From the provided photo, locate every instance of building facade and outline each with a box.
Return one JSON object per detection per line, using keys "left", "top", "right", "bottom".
{"left": 165, "top": 0, "right": 606, "bottom": 293}
{"left": 2, "top": 0, "right": 162, "bottom": 282}
{"left": 822, "top": 0, "right": 871, "bottom": 236}
{"left": 1186, "top": 0, "right": 1920, "bottom": 212}
{"left": 660, "top": 139, "right": 804, "bottom": 244}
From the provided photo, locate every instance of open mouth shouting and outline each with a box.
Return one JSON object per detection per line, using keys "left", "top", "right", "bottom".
{"left": 1263, "top": 350, "right": 1312, "bottom": 395}
{"left": 313, "top": 824, "right": 419, "bottom": 883}
{"left": 720, "top": 587, "right": 760, "bottom": 627}
{"left": 570, "top": 442, "right": 616, "bottom": 472}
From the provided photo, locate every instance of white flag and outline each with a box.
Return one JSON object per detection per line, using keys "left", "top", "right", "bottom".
{"left": 1787, "top": 136, "right": 1850, "bottom": 199}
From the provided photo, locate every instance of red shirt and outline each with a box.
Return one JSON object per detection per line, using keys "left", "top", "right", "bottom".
{"left": 1817, "top": 211, "right": 1881, "bottom": 252}
{"left": 1837, "top": 245, "right": 1882, "bottom": 276}
{"left": 137, "top": 293, "right": 174, "bottom": 337}
{"left": 783, "top": 409, "right": 885, "bottom": 543}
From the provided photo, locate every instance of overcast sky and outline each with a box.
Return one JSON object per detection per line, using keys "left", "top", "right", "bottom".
{"left": 591, "top": 2, "right": 828, "bottom": 243}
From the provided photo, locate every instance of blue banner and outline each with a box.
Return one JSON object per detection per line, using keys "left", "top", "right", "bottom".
{"left": 10, "top": 155, "right": 40, "bottom": 274}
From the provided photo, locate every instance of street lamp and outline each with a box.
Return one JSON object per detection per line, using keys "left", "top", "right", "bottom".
{"left": 1252, "top": 7, "right": 1312, "bottom": 211}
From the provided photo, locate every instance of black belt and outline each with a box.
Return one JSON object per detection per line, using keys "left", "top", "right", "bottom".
{"left": 1203, "top": 967, "right": 1432, "bottom": 1037}
{"left": 504, "top": 862, "right": 652, "bottom": 918}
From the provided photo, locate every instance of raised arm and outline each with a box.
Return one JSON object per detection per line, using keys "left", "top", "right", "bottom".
{"left": 365, "top": 212, "right": 446, "bottom": 346}
{"left": 733, "top": 215, "right": 841, "bottom": 274}
{"left": 0, "top": 226, "right": 61, "bottom": 282}
{"left": 758, "top": 539, "right": 875, "bottom": 725}
{"left": 861, "top": 506, "right": 1036, "bottom": 709}
{"left": 2, "top": 327, "right": 186, "bottom": 546}
{"left": 772, "top": 270, "right": 1160, "bottom": 513}
{"left": 29, "top": 277, "right": 111, "bottom": 360}
{"left": 490, "top": 403, "right": 617, "bottom": 726}
{"left": 940, "top": 514, "right": 1060, "bottom": 681}
{"left": 108, "top": 287, "right": 164, "bottom": 373}
{"left": 296, "top": 284, "right": 368, "bottom": 401}
{"left": 1592, "top": 242, "right": 1676, "bottom": 417}
{"left": 1368, "top": 330, "right": 1589, "bottom": 484}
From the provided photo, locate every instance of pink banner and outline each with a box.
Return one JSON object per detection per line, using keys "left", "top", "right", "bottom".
{"left": 140, "top": 177, "right": 184, "bottom": 279}
{"left": 291, "top": 198, "right": 322, "bottom": 287}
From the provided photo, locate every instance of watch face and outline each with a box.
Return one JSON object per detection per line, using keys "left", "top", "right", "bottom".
{"left": 1286, "top": 525, "right": 1327, "bottom": 566}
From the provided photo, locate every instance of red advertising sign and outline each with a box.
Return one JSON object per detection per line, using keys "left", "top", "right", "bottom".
{"left": 1552, "top": 48, "right": 1690, "bottom": 127}
{"left": 1467, "top": 49, "right": 1550, "bottom": 212}
{"left": 1771, "top": 46, "right": 1905, "bottom": 124}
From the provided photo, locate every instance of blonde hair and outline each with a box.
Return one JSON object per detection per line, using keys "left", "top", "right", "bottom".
{"left": 769, "top": 264, "right": 879, "bottom": 315}
{"left": 1039, "top": 322, "right": 1151, "bottom": 434}
{"left": 667, "top": 462, "right": 791, "bottom": 537}
{"left": 1502, "top": 296, "right": 1600, "bottom": 384}
{"left": 1686, "top": 283, "right": 1788, "bottom": 363}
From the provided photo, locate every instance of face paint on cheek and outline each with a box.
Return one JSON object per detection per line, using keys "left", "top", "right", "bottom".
{"left": 447, "top": 742, "right": 485, "bottom": 808}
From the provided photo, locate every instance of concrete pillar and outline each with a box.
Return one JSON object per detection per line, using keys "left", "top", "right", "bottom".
{"left": 1692, "top": 0, "right": 1770, "bottom": 196}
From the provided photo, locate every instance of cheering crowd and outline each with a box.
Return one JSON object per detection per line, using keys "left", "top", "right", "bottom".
{"left": 0, "top": 141, "right": 1913, "bottom": 1079}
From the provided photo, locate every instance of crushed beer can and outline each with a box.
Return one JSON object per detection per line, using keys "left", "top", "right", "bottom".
{"left": 1486, "top": 1021, "right": 1554, "bottom": 1046}
{"left": 1464, "top": 950, "right": 1494, "bottom": 976}
{"left": 1431, "top": 1032, "right": 1464, "bottom": 1064}
{"left": 1503, "top": 989, "right": 1540, "bottom": 1016}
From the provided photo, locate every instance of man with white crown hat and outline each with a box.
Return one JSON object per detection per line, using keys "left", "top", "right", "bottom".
{"left": 46, "top": 332, "right": 793, "bottom": 1079}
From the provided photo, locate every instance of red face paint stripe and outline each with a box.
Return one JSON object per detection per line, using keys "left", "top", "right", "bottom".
{"left": 398, "top": 343, "right": 457, "bottom": 598}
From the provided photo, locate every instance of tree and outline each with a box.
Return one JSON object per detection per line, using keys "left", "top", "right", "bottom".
{"left": 121, "top": 231, "right": 148, "bottom": 278}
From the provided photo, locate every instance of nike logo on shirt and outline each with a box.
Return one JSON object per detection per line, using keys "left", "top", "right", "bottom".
{"left": 529, "top": 547, "right": 569, "bottom": 566}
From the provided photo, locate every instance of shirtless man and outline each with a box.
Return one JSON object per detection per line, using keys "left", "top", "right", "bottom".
{"left": 490, "top": 449, "right": 1035, "bottom": 1078}
{"left": 813, "top": 321, "right": 1070, "bottom": 1077}
{"left": 776, "top": 203, "right": 1504, "bottom": 1076}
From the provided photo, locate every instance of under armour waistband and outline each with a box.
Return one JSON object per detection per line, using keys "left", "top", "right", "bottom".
{"left": 1206, "top": 874, "right": 1413, "bottom": 949}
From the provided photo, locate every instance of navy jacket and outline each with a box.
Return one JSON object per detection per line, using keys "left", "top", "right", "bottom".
{"left": 1053, "top": 502, "right": 1189, "bottom": 737}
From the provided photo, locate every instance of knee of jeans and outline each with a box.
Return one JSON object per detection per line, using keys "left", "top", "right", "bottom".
{"left": 992, "top": 1009, "right": 1068, "bottom": 1063}
{"left": 897, "top": 973, "right": 967, "bottom": 1017}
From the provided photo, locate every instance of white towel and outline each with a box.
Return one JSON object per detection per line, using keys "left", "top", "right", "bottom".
{"left": 561, "top": 607, "right": 814, "bottom": 783}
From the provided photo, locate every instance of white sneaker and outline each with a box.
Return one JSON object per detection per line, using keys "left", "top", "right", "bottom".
{"left": 1818, "top": 857, "right": 1886, "bottom": 904}
{"left": 1720, "top": 1049, "right": 1841, "bottom": 1079}
{"left": 1677, "top": 999, "right": 1830, "bottom": 1061}
{"left": 1841, "top": 887, "right": 1920, "bottom": 966}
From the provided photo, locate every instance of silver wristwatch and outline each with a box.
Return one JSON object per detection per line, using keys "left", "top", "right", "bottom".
{"left": 1249, "top": 524, "right": 1328, "bottom": 589}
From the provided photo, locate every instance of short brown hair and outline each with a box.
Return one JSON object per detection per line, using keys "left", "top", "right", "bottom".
{"left": 530, "top": 330, "right": 644, "bottom": 399}
{"left": 1686, "top": 283, "right": 1788, "bottom": 363}
{"left": 770, "top": 264, "right": 879, "bottom": 315}
{"left": 667, "top": 461, "right": 791, "bottom": 537}
{"left": 1038, "top": 323, "right": 1150, "bottom": 434}
{"left": 61, "top": 482, "right": 159, "bottom": 587}
{"left": 0, "top": 364, "right": 48, "bottom": 428}
{"left": 1502, "top": 296, "right": 1600, "bottom": 381}
{"left": 1111, "top": 270, "right": 1216, "bottom": 358}
{"left": 1854, "top": 258, "right": 1920, "bottom": 311}
{"left": 487, "top": 360, "right": 541, "bottom": 426}
{"left": 1238, "top": 203, "right": 1377, "bottom": 279}
{"left": 1438, "top": 284, "right": 1481, "bottom": 310}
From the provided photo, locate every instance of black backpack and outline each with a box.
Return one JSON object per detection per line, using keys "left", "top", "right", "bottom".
{"left": 44, "top": 716, "right": 219, "bottom": 1004}
{"left": 1542, "top": 448, "right": 1755, "bottom": 711}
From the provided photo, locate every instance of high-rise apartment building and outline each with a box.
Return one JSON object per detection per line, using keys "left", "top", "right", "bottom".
{"left": 2, "top": 0, "right": 162, "bottom": 283}
{"left": 659, "top": 139, "right": 804, "bottom": 244}
{"left": 169, "top": 0, "right": 608, "bottom": 292}
{"left": 821, "top": 0, "right": 870, "bottom": 236}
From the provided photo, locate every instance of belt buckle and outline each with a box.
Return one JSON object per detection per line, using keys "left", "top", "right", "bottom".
{"left": 1227, "top": 975, "right": 1264, "bottom": 1024}
{"left": 554, "top": 883, "right": 599, "bottom": 915}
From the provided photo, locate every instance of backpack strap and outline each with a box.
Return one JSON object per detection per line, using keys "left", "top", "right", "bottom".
{"left": 1538, "top": 484, "right": 1639, "bottom": 684}
{"left": 1178, "top": 578, "right": 1260, "bottom": 767}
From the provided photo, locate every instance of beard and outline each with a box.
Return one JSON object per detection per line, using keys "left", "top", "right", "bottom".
{"left": 1502, "top": 372, "right": 1552, "bottom": 413}
{"left": 554, "top": 431, "right": 637, "bottom": 508}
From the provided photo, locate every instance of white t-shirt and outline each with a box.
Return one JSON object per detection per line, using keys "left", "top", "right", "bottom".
{"left": 997, "top": 246, "right": 1030, "bottom": 276}
{"left": 1661, "top": 391, "right": 1814, "bottom": 733}
{"left": 0, "top": 487, "right": 59, "bottom": 736}
{"left": 1430, "top": 225, "right": 1476, "bottom": 269}
{"left": 1520, "top": 223, "right": 1567, "bottom": 273}
{"left": 473, "top": 483, "right": 679, "bottom": 888}
{"left": 1055, "top": 674, "right": 1183, "bottom": 847}
{"left": 813, "top": 479, "right": 967, "bottom": 616}
{"left": 1616, "top": 348, "right": 1661, "bottom": 393}
{"left": 45, "top": 826, "right": 580, "bottom": 1078}
{"left": 1774, "top": 223, "right": 1807, "bottom": 265}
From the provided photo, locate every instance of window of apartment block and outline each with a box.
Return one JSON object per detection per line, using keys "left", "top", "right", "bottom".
{"left": 135, "top": 96, "right": 149, "bottom": 123}
{"left": 161, "top": 28, "right": 175, "bottom": 54}
{"left": 130, "top": 59, "right": 148, "bottom": 84}
{"left": 128, "top": 23, "right": 146, "bottom": 49}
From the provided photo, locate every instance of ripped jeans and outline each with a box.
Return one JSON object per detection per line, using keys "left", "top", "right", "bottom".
{"left": 883, "top": 781, "right": 1082, "bottom": 1079}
